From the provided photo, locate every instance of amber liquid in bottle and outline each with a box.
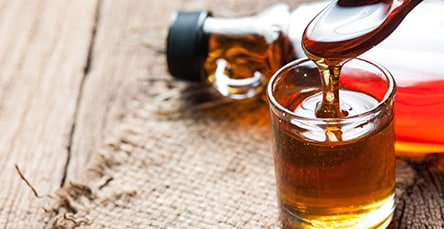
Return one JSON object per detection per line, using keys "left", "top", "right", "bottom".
{"left": 204, "top": 32, "right": 294, "bottom": 81}
{"left": 200, "top": 20, "right": 295, "bottom": 100}
{"left": 274, "top": 0, "right": 422, "bottom": 227}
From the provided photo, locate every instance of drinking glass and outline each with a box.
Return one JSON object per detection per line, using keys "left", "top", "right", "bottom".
{"left": 267, "top": 58, "right": 396, "bottom": 228}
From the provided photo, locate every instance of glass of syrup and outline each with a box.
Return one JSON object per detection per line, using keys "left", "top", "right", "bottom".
{"left": 267, "top": 58, "right": 396, "bottom": 228}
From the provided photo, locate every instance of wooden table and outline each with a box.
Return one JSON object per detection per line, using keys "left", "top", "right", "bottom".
{"left": 1, "top": 0, "right": 443, "bottom": 228}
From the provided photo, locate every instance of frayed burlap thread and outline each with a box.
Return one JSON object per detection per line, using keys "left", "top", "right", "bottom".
{"left": 47, "top": 81, "right": 280, "bottom": 228}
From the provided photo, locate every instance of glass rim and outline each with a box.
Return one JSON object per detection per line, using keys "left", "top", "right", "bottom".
{"left": 266, "top": 57, "right": 396, "bottom": 122}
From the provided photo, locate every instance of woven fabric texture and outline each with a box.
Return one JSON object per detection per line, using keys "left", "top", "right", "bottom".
{"left": 47, "top": 80, "right": 280, "bottom": 228}
{"left": 43, "top": 79, "right": 422, "bottom": 229}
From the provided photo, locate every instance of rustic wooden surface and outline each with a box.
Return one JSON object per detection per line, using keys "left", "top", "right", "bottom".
{"left": 0, "top": 0, "right": 443, "bottom": 228}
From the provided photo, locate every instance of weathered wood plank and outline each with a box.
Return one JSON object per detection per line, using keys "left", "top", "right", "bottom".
{"left": 65, "top": 0, "right": 183, "bottom": 182}
{"left": 64, "top": 0, "right": 307, "bottom": 185}
{"left": 390, "top": 155, "right": 444, "bottom": 228}
{"left": 0, "top": 0, "right": 98, "bottom": 227}
{"left": 64, "top": 0, "right": 226, "bottom": 182}
{"left": 64, "top": 0, "right": 444, "bottom": 228}
{"left": 1, "top": 0, "right": 442, "bottom": 227}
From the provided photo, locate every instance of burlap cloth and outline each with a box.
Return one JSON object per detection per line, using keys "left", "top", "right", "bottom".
{"left": 45, "top": 77, "right": 287, "bottom": 228}
{"left": 44, "top": 74, "right": 421, "bottom": 228}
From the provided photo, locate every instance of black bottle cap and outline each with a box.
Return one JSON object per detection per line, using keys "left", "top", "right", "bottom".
{"left": 166, "top": 10, "right": 212, "bottom": 82}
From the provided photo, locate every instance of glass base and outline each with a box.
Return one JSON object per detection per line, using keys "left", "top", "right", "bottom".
{"left": 279, "top": 194, "right": 395, "bottom": 229}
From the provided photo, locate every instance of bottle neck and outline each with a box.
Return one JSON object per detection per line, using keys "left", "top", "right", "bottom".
{"left": 203, "top": 3, "right": 290, "bottom": 41}
{"left": 203, "top": 17, "right": 259, "bottom": 34}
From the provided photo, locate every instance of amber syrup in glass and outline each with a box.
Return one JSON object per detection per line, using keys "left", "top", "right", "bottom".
{"left": 275, "top": 0, "right": 423, "bottom": 227}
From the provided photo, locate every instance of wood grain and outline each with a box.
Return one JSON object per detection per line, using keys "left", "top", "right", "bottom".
{"left": 65, "top": 0, "right": 206, "bottom": 183}
{"left": 0, "top": 0, "right": 98, "bottom": 227}
{"left": 0, "top": 0, "right": 442, "bottom": 228}
{"left": 64, "top": 0, "right": 308, "bottom": 185}
{"left": 391, "top": 155, "right": 444, "bottom": 228}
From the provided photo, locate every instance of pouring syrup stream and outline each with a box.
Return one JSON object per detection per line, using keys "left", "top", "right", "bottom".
{"left": 302, "top": 0, "right": 423, "bottom": 119}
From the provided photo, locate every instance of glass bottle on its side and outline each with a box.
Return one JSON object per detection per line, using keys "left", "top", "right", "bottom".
{"left": 166, "top": 4, "right": 295, "bottom": 100}
{"left": 166, "top": 1, "right": 444, "bottom": 154}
